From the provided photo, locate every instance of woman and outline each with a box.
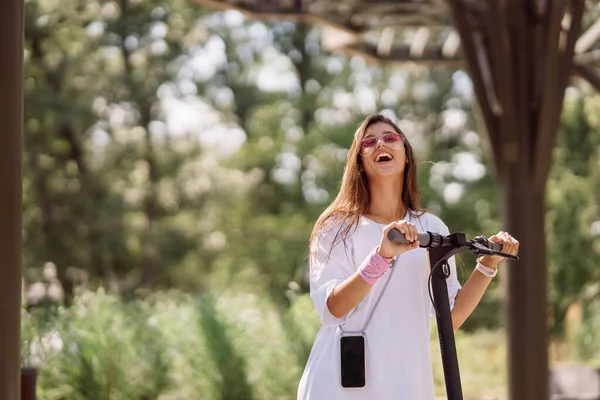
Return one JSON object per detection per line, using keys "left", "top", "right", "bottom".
{"left": 297, "top": 114, "right": 519, "bottom": 400}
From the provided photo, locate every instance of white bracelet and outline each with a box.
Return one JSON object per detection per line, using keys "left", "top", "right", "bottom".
{"left": 475, "top": 262, "right": 498, "bottom": 278}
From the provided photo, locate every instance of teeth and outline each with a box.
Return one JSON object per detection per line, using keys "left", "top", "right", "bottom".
{"left": 376, "top": 153, "right": 393, "bottom": 162}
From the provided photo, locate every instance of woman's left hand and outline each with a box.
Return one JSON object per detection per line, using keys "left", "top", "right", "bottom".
{"left": 478, "top": 231, "right": 520, "bottom": 269}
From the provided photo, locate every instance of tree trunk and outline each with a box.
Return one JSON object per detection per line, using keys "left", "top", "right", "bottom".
{"left": 0, "top": 0, "right": 23, "bottom": 398}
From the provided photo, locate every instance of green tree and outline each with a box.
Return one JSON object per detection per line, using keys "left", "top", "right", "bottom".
{"left": 547, "top": 86, "right": 600, "bottom": 339}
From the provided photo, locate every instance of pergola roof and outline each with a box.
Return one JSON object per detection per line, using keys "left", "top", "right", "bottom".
{"left": 192, "top": 2, "right": 600, "bottom": 400}
{"left": 196, "top": 0, "right": 600, "bottom": 88}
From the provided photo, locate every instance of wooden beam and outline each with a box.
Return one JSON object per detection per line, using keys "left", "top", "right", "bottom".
{"left": 510, "top": 0, "right": 534, "bottom": 169}
{"left": 409, "top": 27, "right": 431, "bottom": 58}
{"left": 352, "top": 2, "right": 428, "bottom": 14}
{"left": 377, "top": 27, "right": 396, "bottom": 57}
{"left": 350, "top": 1, "right": 447, "bottom": 14}
{"left": 534, "top": 0, "right": 584, "bottom": 189}
{"left": 574, "top": 16, "right": 600, "bottom": 54}
{"left": 0, "top": 0, "right": 23, "bottom": 398}
{"left": 431, "top": 0, "right": 450, "bottom": 9}
{"left": 321, "top": 25, "right": 359, "bottom": 52}
{"left": 194, "top": 0, "right": 263, "bottom": 15}
{"left": 447, "top": 0, "right": 502, "bottom": 168}
{"left": 344, "top": 43, "right": 463, "bottom": 66}
{"left": 487, "top": 0, "right": 519, "bottom": 175}
{"left": 194, "top": 0, "right": 451, "bottom": 28}
{"left": 441, "top": 31, "right": 461, "bottom": 58}
{"left": 532, "top": 0, "right": 568, "bottom": 186}
{"left": 351, "top": 13, "right": 443, "bottom": 29}
{"left": 472, "top": 34, "right": 502, "bottom": 116}
{"left": 535, "top": 0, "right": 550, "bottom": 17}
{"left": 194, "top": 0, "right": 455, "bottom": 34}
{"left": 573, "top": 49, "right": 600, "bottom": 64}
{"left": 193, "top": 0, "right": 364, "bottom": 36}
{"left": 574, "top": 62, "right": 600, "bottom": 91}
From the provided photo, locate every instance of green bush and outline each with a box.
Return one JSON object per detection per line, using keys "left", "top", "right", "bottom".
{"left": 26, "top": 289, "right": 170, "bottom": 400}
{"left": 21, "top": 287, "right": 530, "bottom": 400}
{"left": 575, "top": 296, "right": 600, "bottom": 366}
{"left": 21, "top": 288, "right": 318, "bottom": 400}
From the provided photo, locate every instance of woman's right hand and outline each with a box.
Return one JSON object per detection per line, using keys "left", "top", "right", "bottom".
{"left": 377, "top": 220, "right": 420, "bottom": 258}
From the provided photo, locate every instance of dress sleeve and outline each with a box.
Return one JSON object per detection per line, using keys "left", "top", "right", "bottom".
{"left": 438, "top": 221, "right": 462, "bottom": 311}
{"left": 309, "top": 221, "right": 358, "bottom": 327}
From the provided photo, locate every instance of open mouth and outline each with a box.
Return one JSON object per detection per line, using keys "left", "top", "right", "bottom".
{"left": 375, "top": 152, "right": 394, "bottom": 163}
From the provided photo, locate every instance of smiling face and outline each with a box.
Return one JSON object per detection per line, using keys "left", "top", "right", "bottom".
{"left": 360, "top": 122, "right": 407, "bottom": 181}
{"left": 308, "top": 113, "right": 422, "bottom": 248}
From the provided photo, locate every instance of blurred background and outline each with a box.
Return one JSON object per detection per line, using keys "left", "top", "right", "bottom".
{"left": 18, "top": 0, "right": 600, "bottom": 399}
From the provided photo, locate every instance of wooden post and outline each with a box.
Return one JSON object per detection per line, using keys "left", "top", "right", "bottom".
{"left": 447, "top": 1, "right": 585, "bottom": 398}
{"left": 501, "top": 170, "right": 548, "bottom": 400}
{"left": 0, "top": 0, "right": 24, "bottom": 398}
{"left": 21, "top": 368, "right": 37, "bottom": 400}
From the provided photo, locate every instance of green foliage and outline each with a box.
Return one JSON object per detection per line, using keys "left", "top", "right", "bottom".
{"left": 23, "top": 289, "right": 169, "bottom": 399}
{"left": 547, "top": 88, "right": 600, "bottom": 337}
{"left": 197, "top": 295, "right": 255, "bottom": 400}
{"left": 24, "top": 288, "right": 513, "bottom": 399}
{"left": 22, "top": 288, "right": 319, "bottom": 400}
{"left": 23, "top": 0, "right": 208, "bottom": 291}
{"left": 574, "top": 297, "right": 600, "bottom": 365}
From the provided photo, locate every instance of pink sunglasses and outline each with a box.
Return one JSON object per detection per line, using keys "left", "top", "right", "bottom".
{"left": 360, "top": 133, "right": 404, "bottom": 156}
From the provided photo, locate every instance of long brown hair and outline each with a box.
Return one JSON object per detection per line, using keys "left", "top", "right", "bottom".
{"left": 309, "top": 114, "right": 423, "bottom": 257}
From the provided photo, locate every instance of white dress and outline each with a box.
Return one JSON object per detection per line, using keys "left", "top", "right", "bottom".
{"left": 297, "top": 212, "right": 462, "bottom": 400}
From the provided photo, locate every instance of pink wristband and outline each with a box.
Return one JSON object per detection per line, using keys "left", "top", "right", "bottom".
{"left": 358, "top": 248, "right": 393, "bottom": 285}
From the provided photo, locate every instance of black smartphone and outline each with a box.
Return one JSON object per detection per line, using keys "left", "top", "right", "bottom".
{"left": 340, "top": 333, "right": 366, "bottom": 388}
